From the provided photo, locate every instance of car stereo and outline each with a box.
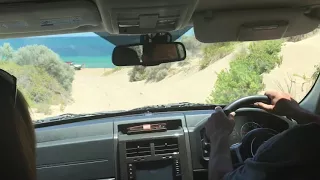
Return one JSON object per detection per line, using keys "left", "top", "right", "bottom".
{"left": 118, "top": 136, "right": 190, "bottom": 180}
{"left": 127, "top": 159, "right": 181, "bottom": 180}
{"left": 117, "top": 120, "right": 193, "bottom": 180}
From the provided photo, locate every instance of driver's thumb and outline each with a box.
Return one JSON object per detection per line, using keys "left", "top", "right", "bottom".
{"left": 228, "top": 112, "right": 236, "bottom": 121}
{"left": 254, "top": 102, "right": 274, "bottom": 111}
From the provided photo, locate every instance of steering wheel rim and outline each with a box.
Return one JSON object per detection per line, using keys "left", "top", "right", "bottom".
{"left": 224, "top": 95, "right": 271, "bottom": 114}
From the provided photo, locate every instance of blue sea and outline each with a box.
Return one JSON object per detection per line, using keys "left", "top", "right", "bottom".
{"left": 61, "top": 56, "right": 115, "bottom": 68}
{"left": 0, "top": 35, "right": 117, "bottom": 68}
{"left": 0, "top": 29, "right": 194, "bottom": 68}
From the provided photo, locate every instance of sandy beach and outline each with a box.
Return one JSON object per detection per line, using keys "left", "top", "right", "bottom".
{"left": 31, "top": 35, "right": 320, "bottom": 120}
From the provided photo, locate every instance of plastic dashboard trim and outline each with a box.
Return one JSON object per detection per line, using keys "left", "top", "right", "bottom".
{"left": 35, "top": 108, "right": 295, "bottom": 180}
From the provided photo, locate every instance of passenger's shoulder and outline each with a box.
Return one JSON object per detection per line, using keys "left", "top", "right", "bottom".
{"left": 286, "top": 122, "right": 320, "bottom": 135}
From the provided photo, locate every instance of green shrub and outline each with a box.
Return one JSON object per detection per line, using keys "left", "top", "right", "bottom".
{"left": 146, "top": 63, "right": 171, "bottom": 82}
{"left": 102, "top": 70, "right": 114, "bottom": 76}
{"left": 0, "top": 61, "right": 70, "bottom": 113}
{"left": 178, "top": 36, "right": 204, "bottom": 67}
{"left": 155, "top": 69, "right": 169, "bottom": 81}
{"left": 102, "top": 66, "right": 123, "bottom": 76}
{"left": 128, "top": 63, "right": 172, "bottom": 82}
{"left": 199, "top": 58, "right": 211, "bottom": 70}
{"left": 207, "top": 40, "right": 283, "bottom": 104}
{"left": 177, "top": 56, "right": 190, "bottom": 66}
{"left": 13, "top": 45, "right": 75, "bottom": 92}
{"left": 238, "top": 40, "right": 283, "bottom": 74}
{"left": 200, "top": 42, "right": 236, "bottom": 70}
{"left": 206, "top": 69, "right": 264, "bottom": 104}
{"left": 312, "top": 64, "right": 320, "bottom": 81}
{"left": 128, "top": 66, "right": 147, "bottom": 82}
{"left": 0, "top": 43, "right": 74, "bottom": 114}
{"left": 0, "top": 43, "right": 14, "bottom": 60}
{"left": 146, "top": 68, "right": 167, "bottom": 82}
{"left": 181, "top": 36, "right": 203, "bottom": 55}
{"left": 36, "top": 104, "right": 52, "bottom": 115}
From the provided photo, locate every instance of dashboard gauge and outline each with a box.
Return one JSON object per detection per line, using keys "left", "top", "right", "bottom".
{"left": 240, "top": 122, "right": 261, "bottom": 138}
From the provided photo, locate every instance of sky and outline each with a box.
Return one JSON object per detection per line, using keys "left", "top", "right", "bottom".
{"left": 185, "top": 28, "right": 194, "bottom": 36}
{"left": 33, "top": 32, "right": 98, "bottom": 38}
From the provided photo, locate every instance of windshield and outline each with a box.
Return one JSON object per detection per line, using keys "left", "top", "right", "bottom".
{"left": 0, "top": 29, "right": 319, "bottom": 121}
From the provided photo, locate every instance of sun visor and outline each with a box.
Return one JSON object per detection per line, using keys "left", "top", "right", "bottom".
{"left": 193, "top": 8, "right": 320, "bottom": 43}
{"left": 0, "top": 1, "right": 101, "bottom": 34}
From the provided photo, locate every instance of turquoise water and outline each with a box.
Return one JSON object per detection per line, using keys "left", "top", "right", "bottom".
{"left": 61, "top": 56, "right": 115, "bottom": 68}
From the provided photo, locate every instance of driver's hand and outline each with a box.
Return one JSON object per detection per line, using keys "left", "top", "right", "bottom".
{"left": 254, "top": 91, "right": 301, "bottom": 117}
{"left": 205, "top": 106, "right": 235, "bottom": 140}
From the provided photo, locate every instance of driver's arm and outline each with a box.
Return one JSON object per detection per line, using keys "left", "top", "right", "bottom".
{"left": 255, "top": 91, "right": 320, "bottom": 124}
{"left": 207, "top": 91, "right": 320, "bottom": 180}
{"left": 205, "top": 107, "right": 235, "bottom": 180}
{"left": 208, "top": 135, "right": 232, "bottom": 180}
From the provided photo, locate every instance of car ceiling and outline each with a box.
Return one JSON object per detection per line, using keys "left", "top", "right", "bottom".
{"left": 0, "top": 0, "right": 319, "bottom": 44}
{"left": 1, "top": 0, "right": 319, "bottom": 10}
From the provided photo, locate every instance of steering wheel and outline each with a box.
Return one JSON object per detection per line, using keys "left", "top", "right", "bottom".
{"left": 224, "top": 95, "right": 279, "bottom": 164}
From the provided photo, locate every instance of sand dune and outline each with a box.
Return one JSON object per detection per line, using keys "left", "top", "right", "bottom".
{"left": 31, "top": 36, "right": 320, "bottom": 120}
{"left": 31, "top": 51, "right": 237, "bottom": 119}
{"left": 37, "top": 52, "right": 235, "bottom": 118}
{"left": 263, "top": 34, "right": 320, "bottom": 100}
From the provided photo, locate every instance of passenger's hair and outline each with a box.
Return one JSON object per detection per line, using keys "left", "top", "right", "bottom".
{"left": 0, "top": 89, "right": 36, "bottom": 180}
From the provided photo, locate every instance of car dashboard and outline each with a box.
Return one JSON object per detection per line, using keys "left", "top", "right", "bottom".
{"left": 36, "top": 108, "right": 292, "bottom": 180}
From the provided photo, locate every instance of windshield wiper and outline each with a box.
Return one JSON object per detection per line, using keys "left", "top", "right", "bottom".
{"left": 35, "top": 113, "right": 97, "bottom": 124}
{"left": 129, "top": 102, "right": 214, "bottom": 111}
{"left": 34, "top": 111, "right": 125, "bottom": 125}
{"left": 34, "top": 103, "right": 214, "bottom": 126}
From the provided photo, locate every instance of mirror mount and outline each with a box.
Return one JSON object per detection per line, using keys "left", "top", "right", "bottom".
{"left": 140, "top": 32, "right": 172, "bottom": 44}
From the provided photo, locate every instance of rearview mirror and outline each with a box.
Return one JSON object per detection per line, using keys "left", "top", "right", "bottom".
{"left": 112, "top": 42, "right": 186, "bottom": 66}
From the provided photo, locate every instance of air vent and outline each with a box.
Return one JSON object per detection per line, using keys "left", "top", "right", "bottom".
{"left": 200, "top": 129, "right": 210, "bottom": 160}
{"left": 154, "top": 138, "right": 179, "bottom": 155}
{"left": 126, "top": 141, "right": 151, "bottom": 157}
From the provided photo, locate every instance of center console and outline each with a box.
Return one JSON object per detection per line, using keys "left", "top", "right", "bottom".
{"left": 117, "top": 119, "right": 193, "bottom": 180}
